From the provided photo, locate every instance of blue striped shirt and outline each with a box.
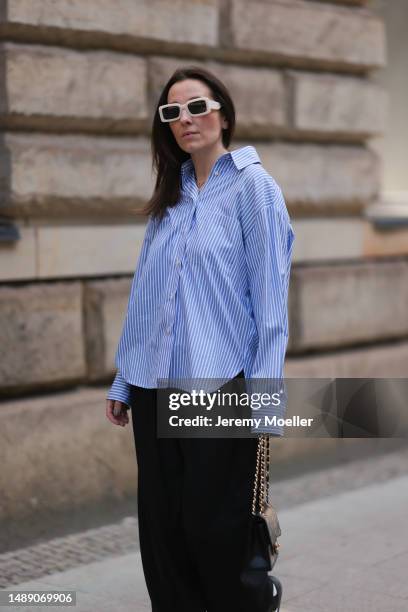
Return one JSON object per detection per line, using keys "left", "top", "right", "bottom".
{"left": 107, "top": 145, "right": 295, "bottom": 433}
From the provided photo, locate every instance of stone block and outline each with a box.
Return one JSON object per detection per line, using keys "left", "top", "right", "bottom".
{"left": 0, "top": 133, "right": 153, "bottom": 218}
{"left": 288, "top": 260, "right": 408, "bottom": 351}
{"left": 255, "top": 141, "right": 380, "bottom": 213}
{"left": 225, "top": 0, "right": 386, "bottom": 70}
{"left": 288, "top": 70, "right": 387, "bottom": 136}
{"left": 84, "top": 278, "right": 133, "bottom": 380}
{"left": 0, "top": 42, "right": 147, "bottom": 130}
{"left": 290, "top": 217, "right": 364, "bottom": 262}
{"left": 0, "top": 282, "right": 85, "bottom": 389}
{"left": 2, "top": 0, "right": 218, "bottom": 49}
{"left": 291, "top": 217, "right": 408, "bottom": 263}
{"left": 37, "top": 224, "right": 147, "bottom": 278}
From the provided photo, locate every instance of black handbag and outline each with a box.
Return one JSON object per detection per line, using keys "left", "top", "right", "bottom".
{"left": 246, "top": 434, "right": 281, "bottom": 572}
{"left": 240, "top": 434, "right": 283, "bottom": 611}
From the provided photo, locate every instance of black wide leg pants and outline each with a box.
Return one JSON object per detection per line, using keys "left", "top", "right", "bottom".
{"left": 129, "top": 371, "right": 273, "bottom": 612}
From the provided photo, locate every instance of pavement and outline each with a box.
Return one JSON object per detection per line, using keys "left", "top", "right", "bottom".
{"left": 1, "top": 445, "right": 408, "bottom": 611}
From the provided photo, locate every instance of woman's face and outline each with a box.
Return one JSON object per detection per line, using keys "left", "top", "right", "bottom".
{"left": 166, "top": 78, "right": 228, "bottom": 154}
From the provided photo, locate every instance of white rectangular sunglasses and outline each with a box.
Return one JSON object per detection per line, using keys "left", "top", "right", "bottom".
{"left": 158, "top": 96, "right": 221, "bottom": 123}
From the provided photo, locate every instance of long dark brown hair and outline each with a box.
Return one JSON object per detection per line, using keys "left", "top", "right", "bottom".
{"left": 141, "top": 66, "right": 236, "bottom": 221}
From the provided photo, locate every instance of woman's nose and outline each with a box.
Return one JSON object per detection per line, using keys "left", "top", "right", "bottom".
{"left": 179, "top": 108, "right": 192, "bottom": 123}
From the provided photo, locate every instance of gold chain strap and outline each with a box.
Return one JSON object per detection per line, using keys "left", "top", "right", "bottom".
{"left": 251, "top": 434, "right": 270, "bottom": 515}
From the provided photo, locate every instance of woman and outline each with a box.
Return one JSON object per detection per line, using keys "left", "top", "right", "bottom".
{"left": 105, "top": 65, "right": 295, "bottom": 612}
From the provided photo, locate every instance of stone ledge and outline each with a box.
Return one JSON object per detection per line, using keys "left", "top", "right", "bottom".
{"left": 2, "top": 216, "right": 408, "bottom": 284}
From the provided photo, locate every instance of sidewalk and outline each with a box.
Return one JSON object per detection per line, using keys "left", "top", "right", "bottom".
{"left": 3, "top": 470, "right": 408, "bottom": 611}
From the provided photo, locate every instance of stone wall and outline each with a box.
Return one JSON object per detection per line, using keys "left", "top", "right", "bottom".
{"left": 1, "top": 0, "right": 407, "bottom": 519}
{"left": 1, "top": 0, "right": 406, "bottom": 396}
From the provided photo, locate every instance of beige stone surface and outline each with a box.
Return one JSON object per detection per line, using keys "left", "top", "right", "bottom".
{"left": 0, "top": 226, "right": 36, "bottom": 281}
{"left": 0, "top": 387, "right": 136, "bottom": 521}
{"left": 363, "top": 221, "right": 408, "bottom": 257}
{"left": 255, "top": 141, "right": 380, "bottom": 213}
{"left": 0, "top": 133, "right": 154, "bottom": 218}
{"left": 286, "top": 340, "right": 408, "bottom": 378}
{"left": 226, "top": 0, "right": 386, "bottom": 69}
{"left": 3, "top": 217, "right": 407, "bottom": 284}
{"left": 290, "top": 217, "right": 364, "bottom": 262}
{"left": 0, "top": 282, "right": 85, "bottom": 389}
{"left": 0, "top": 134, "right": 380, "bottom": 219}
{"left": 1, "top": 42, "right": 147, "bottom": 129}
{"left": 3, "top": 0, "right": 218, "bottom": 48}
{"left": 291, "top": 217, "right": 408, "bottom": 263}
{"left": 84, "top": 278, "right": 132, "bottom": 380}
{"left": 289, "top": 70, "right": 387, "bottom": 136}
{"left": 0, "top": 222, "right": 151, "bottom": 281}
{"left": 149, "top": 56, "right": 287, "bottom": 135}
{"left": 37, "top": 223, "right": 146, "bottom": 278}
{"left": 288, "top": 260, "right": 408, "bottom": 351}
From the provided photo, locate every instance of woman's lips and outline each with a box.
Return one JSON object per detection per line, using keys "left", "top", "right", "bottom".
{"left": 182, "top": 132, "right": 199, "bottom": 138}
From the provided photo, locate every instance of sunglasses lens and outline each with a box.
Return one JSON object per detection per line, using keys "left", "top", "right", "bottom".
{"left": 162, "top": 105, "right": 180, "bottom": 121}
{"left": 188, "top": 99, "right": 208, "bottom": 115}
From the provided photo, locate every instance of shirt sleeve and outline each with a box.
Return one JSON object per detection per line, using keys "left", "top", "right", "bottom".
{"left": 243, "top": 173, "right": 295, "bottom": 436}
{"left": 106, "top": 215, "right": 157, "bottom": 407}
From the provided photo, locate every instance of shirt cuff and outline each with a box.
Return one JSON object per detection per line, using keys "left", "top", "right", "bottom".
{"left": 246, "top": 377, "right": 288, "bottom": 436}
{"left": 106, "top": 371, "right": 132, "bottom": 408}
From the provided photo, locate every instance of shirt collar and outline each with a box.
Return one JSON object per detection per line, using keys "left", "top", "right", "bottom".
{"left": 230, "top": 145, "right": 261, "bottom": 170}
{"left": 180, "top": 145, "right": 261, "bottom": 176}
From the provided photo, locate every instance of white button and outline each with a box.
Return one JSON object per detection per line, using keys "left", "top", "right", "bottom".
{"left": 169, "top": 291, "right": 176, "bottom": 300}
{"left": 215, "top": 171, "right": 219, "bottom": 176}
{"left": 175, "top": 258, "right": 181, "bottom": 266}
{"left": 165, "top": 327, "right": 172, "bottom": 335}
